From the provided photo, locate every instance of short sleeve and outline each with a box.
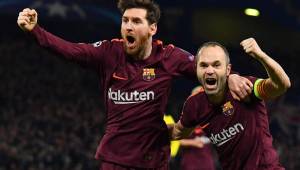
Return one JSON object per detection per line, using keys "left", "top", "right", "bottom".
{"left": 180, "top": 96, "right": 200, "bottom": 128}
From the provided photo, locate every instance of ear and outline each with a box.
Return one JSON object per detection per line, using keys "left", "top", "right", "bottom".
{"left": 149, "top": 23, "right": 157, "bottom": 36}
{"left": 226, "top": 64, "right": 232, "bottom": 76}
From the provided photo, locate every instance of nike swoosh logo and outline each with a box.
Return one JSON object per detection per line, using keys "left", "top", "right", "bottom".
{"left": 112, "top": 73, "right": 128, "bottom": 80}
{"left": 201, "top": 123, "right": 210, "bottom": 129}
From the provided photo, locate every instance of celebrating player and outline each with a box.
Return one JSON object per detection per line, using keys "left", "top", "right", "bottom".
{"left": 171, "top": 38, "right": 290, "bottom": 169}
{"left": 17, "top": 0, "right": 252, "bottom": 169}
{"left": 179, "top": 86, "right": 216, "bottom": 170}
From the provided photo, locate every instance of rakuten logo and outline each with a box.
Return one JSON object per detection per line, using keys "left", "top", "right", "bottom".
{"left": 209, "top": 123, "right": 244, "bottom": 147}
{"left": 108, "top": 88, "right": 155, "bottom": 104}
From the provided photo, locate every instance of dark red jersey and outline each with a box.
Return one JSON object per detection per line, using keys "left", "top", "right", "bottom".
{"left": 31, "top": 25, "right": 196, "bottom": 168}
{"left": 180, "top": 77, "right": 284, "bottom": 170}
{"left": 180, "top": 127, "right": 215, "bottom": 170}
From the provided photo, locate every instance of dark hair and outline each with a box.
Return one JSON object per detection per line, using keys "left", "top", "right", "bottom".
{"left": 118, "top": 0, "right": 161, "bottom": 24}
{"left": 196, "top": 42, "right": 230, "bottom": 65}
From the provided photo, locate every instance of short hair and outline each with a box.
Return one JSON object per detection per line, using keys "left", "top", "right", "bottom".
{"left": 118, "top": 0, "right": 161, "bottom": 25}
{"left": 196, "top": 42, "right": 230, "bottom": 65}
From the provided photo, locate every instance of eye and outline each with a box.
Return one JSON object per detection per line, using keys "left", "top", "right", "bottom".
{"left": 133, "top": 18, "right": 142, "bottom": 24}
{"left": 199, "top": 63, "right": 208, "bottom": 68}
{"left": 213, "top": 62, "right": 221, "bottom": 68}
{"left": 122, "top": 18, "right": 129, "bottom": 23}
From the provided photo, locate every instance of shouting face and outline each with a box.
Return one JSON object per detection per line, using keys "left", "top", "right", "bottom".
{"left": 121, "top": 8, "right": 157, "bottom": 59}
{"left": 196, "top": 46, "right": 231, "bottom": 97}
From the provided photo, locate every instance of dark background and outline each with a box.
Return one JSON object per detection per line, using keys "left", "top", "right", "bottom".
{"left": 0, "top": 0, "right": 299, "bottom": 169}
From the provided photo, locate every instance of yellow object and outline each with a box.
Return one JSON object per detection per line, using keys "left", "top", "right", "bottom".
{"left": 163, "top": 115, "right": 180, "bottom": 157}
{"left": 244, "top": 8, "right": 260, "bottom": 17}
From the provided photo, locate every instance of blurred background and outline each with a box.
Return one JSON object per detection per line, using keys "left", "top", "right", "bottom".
{"left": 0, "top": 0, "right": 299, "bottom": 169}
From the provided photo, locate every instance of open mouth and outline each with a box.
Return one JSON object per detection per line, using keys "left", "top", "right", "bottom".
{"left": 204, "top": 77, "right": 217, "bottom": 90}
{"left": 205, "top": 78, "right": 217, "bottom": 85}
{"left": 126, "top": 35, "right": 136, "bottom": 48}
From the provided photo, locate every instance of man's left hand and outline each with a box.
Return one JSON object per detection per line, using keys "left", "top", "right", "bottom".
{"left": 228, "top": 74, "right": 253, "bottom": 101}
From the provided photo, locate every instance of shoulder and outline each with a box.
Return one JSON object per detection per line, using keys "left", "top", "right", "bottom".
{"left": 180, "top": 89, "right": 208, "bottom": 128}
{"left": 183, "top": 89, "right": 206, "bottom": 110}
{"left": 91, "top": 38, "right": 124, "bottom": 49}
{"left": 154, "top": 40, "right": 194, "bottom": 60}
{"left": 90, "top": 39, "right": 124, "bottom": 64}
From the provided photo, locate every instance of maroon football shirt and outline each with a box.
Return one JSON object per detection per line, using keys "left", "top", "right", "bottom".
{"left": 180, "top": 77, "right": 284, "bottom": 170}
{"left": 180, "top": 128, "right": 215, "bottom": 170}
{"left": 31, "top": 25, "right": 196, "bottom": 168}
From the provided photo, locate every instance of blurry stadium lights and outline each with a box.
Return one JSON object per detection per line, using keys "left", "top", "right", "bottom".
{"left": 244, "top": 8, "right": 260, "bottom": 17}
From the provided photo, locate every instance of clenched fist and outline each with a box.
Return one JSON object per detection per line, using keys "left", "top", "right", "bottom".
{"left": 240, "top": 38, "right": 265, "bottom": 60}
{"left": 17, "top": 8, "right": 38, "bottom": 32}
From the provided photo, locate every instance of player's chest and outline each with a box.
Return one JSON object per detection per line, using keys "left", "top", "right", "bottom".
{"left": 110, "top": 61, "right": 172, "bottom": 89}
{"left": 204, "top": 101, "right": 257, "bottom": 146}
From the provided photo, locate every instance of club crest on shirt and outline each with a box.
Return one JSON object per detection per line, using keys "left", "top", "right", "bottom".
{"left": 222, "top": 101, "right": 234, "bottom": 116}
{"left": 143, "top": 68, "right": 155, "bottom": 81}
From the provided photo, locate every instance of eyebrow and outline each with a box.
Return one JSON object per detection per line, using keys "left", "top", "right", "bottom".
{"left": 122, "top": 16, "right": 143, "bottom": 20}
{"left": 199, "top": 60, "right": 221, "bottom": 65}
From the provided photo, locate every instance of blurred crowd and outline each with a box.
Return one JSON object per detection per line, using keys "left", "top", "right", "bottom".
{"left": 0, "top": 40, "right": 105, "bottom": 170}
{"left": 0, "top": 37, "right": 299, "bottom": 170}
{"left": 268, "top": 102, "right": 300, "bottom": 170}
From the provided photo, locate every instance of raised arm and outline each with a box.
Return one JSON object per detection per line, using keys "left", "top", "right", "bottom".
{"left": 240, "top": 38, "right": 291, "bottom": 100}
{"left": 17, "top": 8, "right": 37, "bottom": 32}
{"left": 17, "top": 8, "right": 103, "bottom": 65}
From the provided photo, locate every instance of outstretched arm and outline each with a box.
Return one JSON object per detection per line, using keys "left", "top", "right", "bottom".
{"left": 240, "top": 38, "right": 291, "bottom": 100}
{"left": 17, "top": 8, "right": 103, "bottom": 65}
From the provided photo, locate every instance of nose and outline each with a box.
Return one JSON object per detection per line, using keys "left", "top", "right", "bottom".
{"left": 206, "top": 65, "right": 214, "bottom": 75}
{"left": 124, "top": 21, "right": 133, "bottom": 32}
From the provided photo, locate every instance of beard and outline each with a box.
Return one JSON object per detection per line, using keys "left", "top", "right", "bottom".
{"left": 123, "top": 33, "right": 150, "bottom": 60}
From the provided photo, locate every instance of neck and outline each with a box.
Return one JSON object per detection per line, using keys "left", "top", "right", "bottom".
{"left": 141, "top": 37, "right": 153, "bottom": 60}
{"left": 134, "top": 37, "right": 153, "bottom": 60}
{"left": 207, "top": 86, "right": 227, "bottom": 105}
